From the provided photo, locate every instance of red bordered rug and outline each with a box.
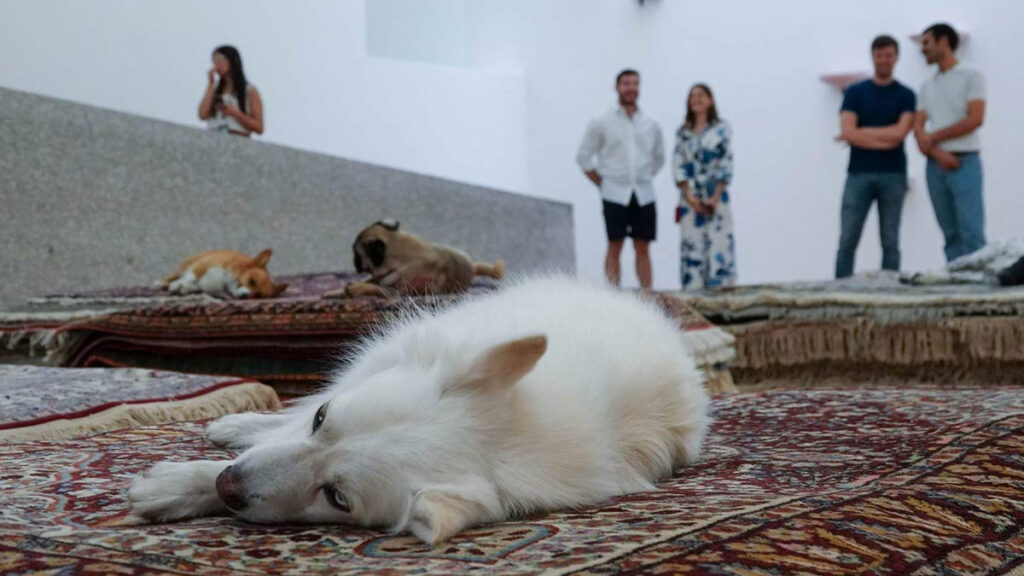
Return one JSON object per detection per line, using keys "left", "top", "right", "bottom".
{"left": 1, "top": 387, "right": 1021, "bottom": 574}
{"left": 0, "top": 366, "right": 280, "bottom": 442}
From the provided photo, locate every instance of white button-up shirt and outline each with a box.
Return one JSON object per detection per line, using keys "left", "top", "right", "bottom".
{"left": 576, "top": 106, "right": 665, "bottom": 206}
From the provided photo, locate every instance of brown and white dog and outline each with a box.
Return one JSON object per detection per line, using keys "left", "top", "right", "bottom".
{"left": 328, "top": 220, "right": 505, "bottom": 298}
{"left": 160, "top": 249, "right": 288, "bottom": 299}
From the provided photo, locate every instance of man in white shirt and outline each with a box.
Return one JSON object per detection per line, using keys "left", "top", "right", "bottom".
{"left": 576, "top": 69, "right": 665, "bottom": 289}
{"left": 914, "top": 23, "right": 987, "bottom": 261}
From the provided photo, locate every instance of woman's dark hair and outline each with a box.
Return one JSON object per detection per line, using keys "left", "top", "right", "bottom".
{"left": 209, "top": 45, "right": 248, "bottom": 117}
{"left": 924, "top": 23, "right": 959, "bottom": 52}
{"left": 684, "top": 83, "right": 720, "bottom": 129}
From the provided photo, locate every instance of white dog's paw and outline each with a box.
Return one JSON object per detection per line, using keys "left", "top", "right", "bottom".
{"left": 128, "top": 461, "right": 228, "bottom": 521}
{"left": 206, "top": 413, "right": 283, "bottom": 448}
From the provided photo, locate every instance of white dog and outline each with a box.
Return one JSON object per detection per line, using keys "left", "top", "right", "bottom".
{"left": 129, "top": 277, "right": 710, "bottom": 545}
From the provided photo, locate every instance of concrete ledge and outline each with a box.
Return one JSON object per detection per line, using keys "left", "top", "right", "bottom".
{"left": 0, "top": 87, "right": 574, "bottom": 306}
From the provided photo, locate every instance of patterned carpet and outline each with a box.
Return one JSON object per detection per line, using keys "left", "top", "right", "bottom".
{"left": 673, "top": 273, "right": 1024, "bottom": 385}
{"left": 678, "top": 271, "right": 1024, "bottom": 324}
{"left": 0, "top": 366, "right": 280, "bottom": 442}
{"left": 2, "top": 388, "right": 1022, "bottom": 574}
{"left": 3, "top": 274, "right": 735, "bottom": 393}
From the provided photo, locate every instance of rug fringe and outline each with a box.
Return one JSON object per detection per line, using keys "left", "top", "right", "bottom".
{"left": 0, "top": 327, "right": 75, "bottom": 361}
{"left": 683, "top": 328, "right": 737, "bottom": 367}
{"left": 0, "top": 382, "right": 281, "bottom": 442}
{"left": 730, "top": 317, "right": 1024, "bottom": 370}
{"left": 703, "top": 366, "right": 738, "bottom": 395}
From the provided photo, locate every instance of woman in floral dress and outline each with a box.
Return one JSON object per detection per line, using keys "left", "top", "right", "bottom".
{"left": 673, "top": 83, "right": 736, "bottom": 290}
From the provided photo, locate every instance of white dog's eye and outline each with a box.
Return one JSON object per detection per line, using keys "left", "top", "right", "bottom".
{"left": 323, "top": 485, "right": 350, "bottom": 513}
{"left": 312, "top": 403, "right": 328, "bottom": 434}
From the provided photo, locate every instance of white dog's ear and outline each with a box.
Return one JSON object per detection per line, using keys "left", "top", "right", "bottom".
{"left": 449, "top": 334, "right": 547, "bottom": 395}
{"left": 402, "top": 483, "right": 503, "bottom": 546}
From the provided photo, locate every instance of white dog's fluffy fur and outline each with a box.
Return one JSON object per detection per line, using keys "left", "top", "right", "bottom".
{"left": 129, "top": 277, "right": 710, "bottom": 545}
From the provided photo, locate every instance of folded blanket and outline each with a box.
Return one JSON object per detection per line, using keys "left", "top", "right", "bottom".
{"left": 902, "top": 238, "right": 1024, "bottom": 286}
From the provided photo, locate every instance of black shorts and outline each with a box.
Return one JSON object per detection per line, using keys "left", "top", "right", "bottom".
{"left": 603, "top": 193, "right": 656, "bottom": 241}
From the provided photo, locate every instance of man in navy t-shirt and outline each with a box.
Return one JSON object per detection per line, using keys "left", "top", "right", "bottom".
{"left": 834, "top": 35, "right": 917, "bottom": 278}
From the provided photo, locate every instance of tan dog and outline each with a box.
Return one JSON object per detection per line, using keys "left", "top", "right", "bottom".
{"left": 161, "top": 249, "right": 288, "bottom": 299}
{"left": 328, "top": 220, "right": 504, "bottom": 298}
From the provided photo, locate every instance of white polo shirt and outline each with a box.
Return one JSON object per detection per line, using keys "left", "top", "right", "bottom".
{"left": 576, "top": 106, "right": 665, "bottom": 206}
{"left": 919, "top": 63, "right": 986, "bottom": 153}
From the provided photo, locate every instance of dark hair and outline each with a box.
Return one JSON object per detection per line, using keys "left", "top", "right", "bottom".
{"left": 924, "top": 23, "right": 959, "bottom": 52}
{"left": 616, "top": 69, "right": 639, "bottom": 85}
{"left": 871, "top": 34, "right": 899, "bottom": 53}
{"left": 683, "top": 83, "right": 720, "bottom": 129}
{"left": 209, "top": 45, "right": 248, "bottom": 117}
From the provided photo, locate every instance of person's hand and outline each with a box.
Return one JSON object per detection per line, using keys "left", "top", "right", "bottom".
{"left": 207, "top": 67, "right": 217, "bottom": 85}
{"left": 704, "top": 192, "right": 722, "bottom": 217}
{"left": 935, "top": 150, "right": 961, "bottom": 172}
{"left": 834, "top": 134, "right": 846, "bottom": 143}
{"left": 685, "top": 194, "right": 708, "bottom": 218}
{"left": 919, "top": 131, "right": 935, "bottom": 152}
{"left": 222, "top": 101, "right": 242, "bottom": 119}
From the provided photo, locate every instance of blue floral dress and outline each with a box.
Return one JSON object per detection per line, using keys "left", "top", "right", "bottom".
{"left": 673, "top": 120, "right": 736, "bottom": 289}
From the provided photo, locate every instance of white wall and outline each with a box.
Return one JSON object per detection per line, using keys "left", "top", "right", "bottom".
{"left": 366, "top": 0, "right": 468, "bottom": 66}
{"left": 463, "top": 0, "right": 1023, "bottom": 288}
{"left": 3, "top": 0, "right": 1022, "bottom": 288}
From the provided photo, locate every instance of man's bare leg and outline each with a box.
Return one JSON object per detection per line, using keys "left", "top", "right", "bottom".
{"left": 634, "top": 240, "right": 652, "bottom": 290}
{"left": 605, "top": 240, "right": 624, "bottom": 286}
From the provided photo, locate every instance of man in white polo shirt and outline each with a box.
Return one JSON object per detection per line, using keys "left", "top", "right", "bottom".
{"left": 576, "top": 69, "right": 665, "bottom": 289}
{"left": 914, "top": 23, "right": 987, "bottom": 261}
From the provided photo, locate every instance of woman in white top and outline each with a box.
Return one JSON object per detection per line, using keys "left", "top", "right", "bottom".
{"left": 198, "top": 45, "right": 264, "bottom": 137}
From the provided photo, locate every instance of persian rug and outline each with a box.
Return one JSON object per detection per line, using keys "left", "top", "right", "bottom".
{"left": 0, "top": 365, "right": 280, "bottom": 442}
{"left": 9, "top": 274, "right": 735, "bottom": 394}
{"left": 1, "top": 387, "right": 1021, "bottom": 574}
{"left": 675, "top": 272, "right": 1024, "bottom": 384}
{"left": 41, "top": 270, "right": 380, "bottom": 302}
{"left": 679, "top": 271, "right": 1024, "bottom": 324}
{"left": 0, "top": 272, "right": 492, "bottom": 367}
{"left": 0, "top": 296, "right": 216, "bottom": 363}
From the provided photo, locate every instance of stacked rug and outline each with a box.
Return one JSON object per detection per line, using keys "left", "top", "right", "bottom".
{"left": 2, "top": 272, "right": 737, "bottom": 394}
{"left": 0, "top": 293, "right": 214, "bottom": 364}
{"left": 0, "top": 365, "right": 280, "bottom": 442}
{"left": 1, "top": 387, "right": 1021, "bottom": 574}
{"left": 678, "top": 272, "right": 1024, "bottom": 384}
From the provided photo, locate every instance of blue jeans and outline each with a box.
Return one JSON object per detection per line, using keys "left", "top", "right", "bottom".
{"left": 835, "top": 172, "right": 907, "bottom": 278}
{"left": 925, "top": 152, "right": 985, "bottom": 261}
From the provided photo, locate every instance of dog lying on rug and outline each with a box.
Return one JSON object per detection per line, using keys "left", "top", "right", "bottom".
{"left": 129, "top": 277, "right": 710, "bottom": 545}
{"left": 160, "top": 249, "right": 288, "bottom": 299}
{"left": 901, "top": 238, "right": 1024, "bottom": 286}
{"left": 325, "top": 220, "right": 505, "bottom": 298}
